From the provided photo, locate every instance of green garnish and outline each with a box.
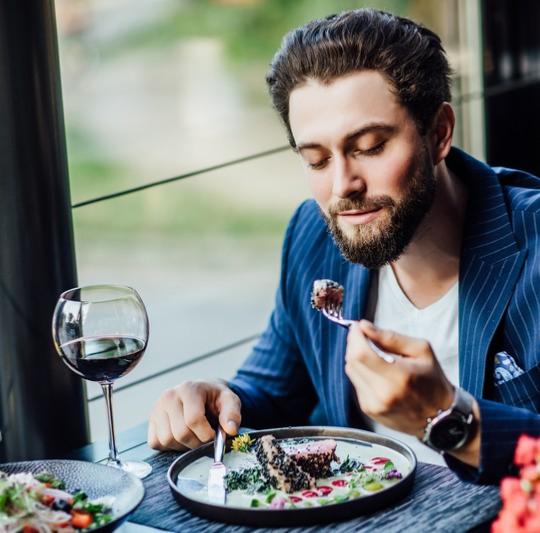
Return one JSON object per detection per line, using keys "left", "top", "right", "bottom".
{"left": 363, "top": 480, "right": 384, "bottom": 492}
{"left": 35, "top": 472, "right": 66, "bottom": 489}
{"left": 317, "top": 498, "right": 333, "bottom": 506}
{"left": 265, "top": 491, "right": 277, "bottom": 503}
{"left": 335, "top": 455, "right": 364, "bottom": 474}
{"left": 224, "top": 467, "right": 271, "bottom": 493}
{"left": 250, "top": 498, "right": 260, "bottom": 507}
{"left": 383, "top": 461, "right": 395, "bottom": 472}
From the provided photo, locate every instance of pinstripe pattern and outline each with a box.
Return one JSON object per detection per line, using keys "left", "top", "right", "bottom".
{"left": 229, "top": 148, "right": 540, "bottom": 483}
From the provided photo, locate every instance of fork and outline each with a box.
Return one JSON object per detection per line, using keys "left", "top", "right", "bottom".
{"left": 321, "top": 301, "right": 396, "bottom": 364}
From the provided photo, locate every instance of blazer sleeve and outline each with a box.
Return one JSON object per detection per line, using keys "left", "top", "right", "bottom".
{"left": 227, "top": 202, "right": 318, "bottom": 429}
{"left": 445, "top": 397, "right": 540, "bottom": 483}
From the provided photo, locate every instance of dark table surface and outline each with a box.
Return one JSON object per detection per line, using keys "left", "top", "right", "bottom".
{"left": 69, "top": 423, "right": 501, "bottom": 533}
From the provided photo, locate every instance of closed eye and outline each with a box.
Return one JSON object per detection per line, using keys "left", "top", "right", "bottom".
{"left": 307, "top": 157, "right": 330, "bottom": 170}
{"left": 353, "top": 142, "right": 386, "bottom": 157}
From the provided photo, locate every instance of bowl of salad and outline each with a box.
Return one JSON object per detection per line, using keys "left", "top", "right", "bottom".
{"left": 0, "top": 459, "right": 144, "bottom": 532}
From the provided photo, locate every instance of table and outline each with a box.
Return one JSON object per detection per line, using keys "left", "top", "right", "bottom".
{"left": 70, "top": 423, "right": 501, "bottom": 532}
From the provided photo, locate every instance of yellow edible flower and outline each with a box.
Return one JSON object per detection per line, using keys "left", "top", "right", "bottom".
{"left": 231, "top": 433, "right": 253, "bottom": 452}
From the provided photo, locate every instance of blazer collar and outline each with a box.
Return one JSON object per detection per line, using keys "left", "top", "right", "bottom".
{"left": 448, "top": 148, "right": 527, "bottom": 396}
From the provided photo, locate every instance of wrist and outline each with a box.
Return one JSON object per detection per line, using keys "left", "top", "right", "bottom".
{"left": 421, "top": 387, "right": 478, "bottom": 452}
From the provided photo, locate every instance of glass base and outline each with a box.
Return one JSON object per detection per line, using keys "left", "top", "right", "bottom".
{"left": 104, "top": 458, "right": 152, "bottom": 479}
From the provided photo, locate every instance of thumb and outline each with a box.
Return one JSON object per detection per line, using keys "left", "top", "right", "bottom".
{"left": 216, "top": 388, "right": 242, "bottom": 436}
{"left": 359, "top": 320, "right": 433, "bottom": 359}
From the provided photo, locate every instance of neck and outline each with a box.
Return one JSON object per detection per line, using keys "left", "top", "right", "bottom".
{"left": 390, "top": 160, "right": 467, "bottom": 309}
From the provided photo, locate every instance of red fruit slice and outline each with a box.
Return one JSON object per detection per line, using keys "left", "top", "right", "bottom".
{"left": 289, "top": 495, "right": 303, "bottom": 503}
{"left": 301, "top": 490, "right": 319, "bottom": 498}
{"left": 331, "top": 479, "right": 347, "bottom": 487}
{"left": 318, "top": 486, "right": 333, "bottom": 496}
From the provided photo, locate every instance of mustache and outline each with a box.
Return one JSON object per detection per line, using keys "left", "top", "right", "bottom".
{"left": 327, "top": 195, "right": 395, "bottom": 217}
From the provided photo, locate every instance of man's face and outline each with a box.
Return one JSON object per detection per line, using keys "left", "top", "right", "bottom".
{"left": 288, "top": 71, "right": 436, "bottom": 268}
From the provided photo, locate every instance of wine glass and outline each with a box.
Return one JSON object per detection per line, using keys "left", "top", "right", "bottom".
{"left": 52, "top": 284, "right": 152, "bottom": 478}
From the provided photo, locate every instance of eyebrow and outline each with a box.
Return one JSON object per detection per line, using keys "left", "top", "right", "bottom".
{"left": 296, "top": 123, "right": 397, "bottom": 153}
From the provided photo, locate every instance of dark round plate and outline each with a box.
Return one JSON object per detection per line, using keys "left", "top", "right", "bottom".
{"left": 0, "top": 459, "right": 145, "bottom": 532}
{"left": 167, "top": 426, "right": 417, "bottom": 527}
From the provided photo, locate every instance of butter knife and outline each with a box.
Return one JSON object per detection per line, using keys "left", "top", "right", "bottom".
{"left": 207, "top": 425, "right": 226, "bottom": 504}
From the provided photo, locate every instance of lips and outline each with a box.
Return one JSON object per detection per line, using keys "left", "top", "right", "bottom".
{"left": 337, "top": 207, "right": 382, "bottom": 225}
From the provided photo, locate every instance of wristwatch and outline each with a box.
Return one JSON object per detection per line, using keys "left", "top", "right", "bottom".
{"left": 421, "top": 387, "right": 477, "bottom": 452}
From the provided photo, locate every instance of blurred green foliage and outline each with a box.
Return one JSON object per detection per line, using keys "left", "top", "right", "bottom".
{"left": 102, "top": 0, "right": 411, "bottom": 62}
{"left": 66, "top": 0, "right": 412, "bottom": 242}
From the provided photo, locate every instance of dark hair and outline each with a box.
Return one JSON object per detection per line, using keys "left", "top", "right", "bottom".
{"left": 266, "top": 9, "right": 452, "bottom": 147}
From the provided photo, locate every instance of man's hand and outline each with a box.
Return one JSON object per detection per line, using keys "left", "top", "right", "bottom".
{"left": 345, "top": 320, "right": 455, "bottom": 438}
{"left": 147, "top": 379, "right": 241, "bottom": 451}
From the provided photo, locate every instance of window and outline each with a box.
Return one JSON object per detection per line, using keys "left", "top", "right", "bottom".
{"left": 55, "top": 0, "right": 485, "bottom": 440}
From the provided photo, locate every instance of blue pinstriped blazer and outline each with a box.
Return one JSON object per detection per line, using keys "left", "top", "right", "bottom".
{"left": 229, "top": 147, "right": 540, "bottom": 483}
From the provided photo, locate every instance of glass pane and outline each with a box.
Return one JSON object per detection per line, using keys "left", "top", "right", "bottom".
{"left": 56, "top": 0, "right": 482, "bottom": 441}
{"left": 73, "top": 151, "right": 307, "bottom": 439}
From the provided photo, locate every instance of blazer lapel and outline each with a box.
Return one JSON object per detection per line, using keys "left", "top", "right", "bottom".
{"left": 332, "top": 263, "right": 372, "bottom": 426}
{"left": 452, "top": 149, "right": 527, "bottom": 396}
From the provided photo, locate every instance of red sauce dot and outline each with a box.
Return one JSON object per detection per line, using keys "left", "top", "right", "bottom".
{"left": 370, "top": 457, "right": 391, "bottom": 464}
{"left": 289, "top": 495, "right": 303, "bottom": 503}
{"left": 301, "top": 490, "right": 319, "bottom": 498}
{"left": 331, "top": 479, "right": 347, "bottom": 487}
{"left": 318, "top": 486, "right": 333, "bottom": 496}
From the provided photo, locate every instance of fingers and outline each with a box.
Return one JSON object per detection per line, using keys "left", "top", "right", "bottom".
{"left": 346, "top": 323, "right": 397, "bottom": 375}
{"left": 359, "top": 320, "right": 433, "bottom": 359}
{"left": 182, "top": 389, "right": 215, "bottom": 442}
{"left": 148, "top": 381, "right": 236, "bottom": 451}
{"left": 216, "top": 388, "right": 242, "bottom": 436}
{"left": 148, "top": 407, "right": 196, "bottom": 451}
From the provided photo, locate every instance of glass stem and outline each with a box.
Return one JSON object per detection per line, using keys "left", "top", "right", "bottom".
{"left": 101, "top": 381, "right": 121, "bottom": 467}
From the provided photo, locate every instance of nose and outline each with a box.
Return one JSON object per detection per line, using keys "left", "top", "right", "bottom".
{"left": 331, "top": 155, "right": 366, "bottom": 199}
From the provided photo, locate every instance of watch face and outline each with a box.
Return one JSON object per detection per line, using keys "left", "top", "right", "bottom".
{"left": 429, "top": 415, "right": 468, "bottom": 451}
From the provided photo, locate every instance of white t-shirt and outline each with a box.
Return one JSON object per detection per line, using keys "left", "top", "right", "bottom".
{"left": 363, "top": 264, "right": 459, "bottom": 465}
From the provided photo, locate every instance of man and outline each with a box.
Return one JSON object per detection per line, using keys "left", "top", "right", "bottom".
{"left": 148, "top": 9, "right": 540, "bottom": 483}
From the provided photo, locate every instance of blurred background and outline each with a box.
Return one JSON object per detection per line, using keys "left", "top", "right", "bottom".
{"left": 51, "top": 0, "right": 539, "bottom": 441}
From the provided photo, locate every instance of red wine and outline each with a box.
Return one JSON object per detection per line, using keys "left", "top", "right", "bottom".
{"left": 59, "top": 336, "right": 145, "bottom": 382}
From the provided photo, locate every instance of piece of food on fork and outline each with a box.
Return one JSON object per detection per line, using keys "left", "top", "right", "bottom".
{"left": 311, "top": 278, "right": 396, "bottom": 363}
{"left": 310, "top": 279, "right": 344, "bottom": 311}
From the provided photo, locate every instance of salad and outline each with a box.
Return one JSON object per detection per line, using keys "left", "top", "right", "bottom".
{"left": 0, "top": 471, "right": 113, "bottom": 532}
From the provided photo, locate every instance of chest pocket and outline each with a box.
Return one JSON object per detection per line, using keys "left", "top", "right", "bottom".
{"left": 492, "top": 363, "right": 540, "bottom": 412}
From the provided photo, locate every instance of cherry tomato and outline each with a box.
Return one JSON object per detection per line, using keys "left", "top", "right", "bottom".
{"left": 41, "top": 494, "right": 55, "bottom": 506}
{"left": 71, "top": 511, "right": 93, "bottom": 529}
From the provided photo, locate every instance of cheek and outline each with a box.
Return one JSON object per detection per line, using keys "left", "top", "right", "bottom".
{"left": 366, "top": 150, "right": 417, "bottom": 195}
{"left": 307, "top": 175, "right": 332, "bottom": 210}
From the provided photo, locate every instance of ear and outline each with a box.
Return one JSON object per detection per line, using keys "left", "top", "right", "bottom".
{"left": 430, "top": 102, "right": 455, "bottom": 165}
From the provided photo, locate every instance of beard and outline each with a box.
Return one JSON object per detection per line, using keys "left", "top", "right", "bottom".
{"left": 322, "top": 145, "right": 436, "bottom": 269}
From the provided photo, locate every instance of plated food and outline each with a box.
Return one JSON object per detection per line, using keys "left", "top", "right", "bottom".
{"left": 0, "top": 470, "right": 112, "bottom": 531}
{"left": 0, "top": 460, "right": 144, "bottom": 533}
{"left": 168, "top": 426, "right": 416, "bottom": 526}
{"left": 182, "top": 433, "right": 406, "bottom": 510}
